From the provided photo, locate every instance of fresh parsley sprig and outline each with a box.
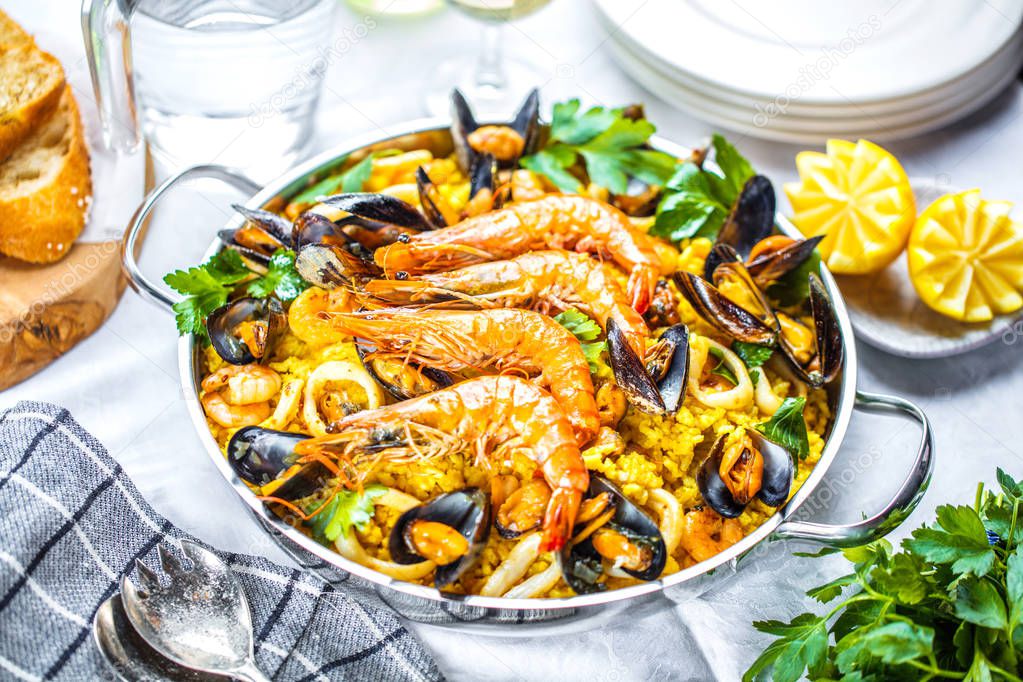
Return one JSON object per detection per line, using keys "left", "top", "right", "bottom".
{"left": 163, "top": 247, "right": 307, "bottom": 342}
{"left": 520, "top": 99, "right": 676, "bottom": 195}
{"left": 746, "top": 468, "right": 1023, "bottom": 682}
{"left": 306, "top": 485, "right": 388, "bottom": 543}
{"left": 553, "top": 308, "right": 607, "bottom": 373}
{"left": 651, "top": 134, "right": 756, "bottom": 243}
{"left": 756, "top": 396, "right": 809, "bottom": 460}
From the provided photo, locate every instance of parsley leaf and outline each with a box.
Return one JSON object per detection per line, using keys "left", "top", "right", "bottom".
{"left": 732, "top": 340, "right": 773, "bottom": 369}
{"left": 755, "top": 396, "right": 809, "bottom": 459}
{"left": 554, "top": 309, "right": 607, "bottom": 373}
{"left": 767, "top": 249, "right": 822, "bottom": 307}
{"left": 520, "top": 99, "right": 675, "bottom": 194}
{"left": 651, "top": 134, "right": 756, "bottom": 243}
{"left": 708, "top": 346, "right": 738, "bottom": 385}
{"left": 906, "top": 505, "right": 997, "bottom": 577}
{"left": 306, "top": 485, "right": 387, "bottom": 543}
{"left": 246, "top": 249, "right": 308, "bottom": 302}
{"left": 164, "top": 250, "right": 251, "bottom": 342}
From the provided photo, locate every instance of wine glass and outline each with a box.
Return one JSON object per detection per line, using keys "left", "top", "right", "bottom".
{"left": 424, "top": 0, "right": 553, "bottom": 117}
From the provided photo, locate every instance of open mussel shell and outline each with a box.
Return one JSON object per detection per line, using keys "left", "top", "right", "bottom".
{"left": 561, "top": 476, "right": 667, "bottom": 594}
{"left": 697, "top": 431, "right": 793, "bottom": 518}
{"left": 293, "top": 211, "right": 347, "bottom": 248}
{"left": 711, "top": 247, "right": 779, "bottom": 331}
{"left": 322, "top": 193, "right": 431, "bottom": 231}
{"left": 674, "top": 272, "right": 777, "bottom": 346}
{"left": 231, "top": 204, "right": 294, "bottom": 245}
{"left": 207, "top": 296, "right": 287, "bottom": 365}
{"left": 389, "top": 488, "right": 491, "bottom": 589}
{"left": 450, "top": 87, "right": 539, "bottom": 171}
{"left": 704, "top": 175, "right": 776, "bottom": 280}
{"left": 610, "top": 322, "right": 690, "bottom": 415}
{"left": 416, "top": 167, "right": 449, "bottom": 229}
{"left": 295, "top": 242, "right": 380, "bottom": 289}
{"left": 779, "top": 274, "right": 843, "bottom": 387}
{"left": 493, "top": 479, "right": 550, "bottom": 539}
{"left": 746, "top": 235, "right": 823, "bottom": 288}
{"left": 355, "top": 341, "right": 454, "bottom": 401}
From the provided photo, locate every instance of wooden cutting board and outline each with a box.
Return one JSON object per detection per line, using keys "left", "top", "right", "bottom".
{"left": 0, "top": 154, "right": 154, "bottom": 391}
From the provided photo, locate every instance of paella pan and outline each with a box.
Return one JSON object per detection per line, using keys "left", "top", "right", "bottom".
{"left": 123, "top": 90, "right": 931, "bottom": 617}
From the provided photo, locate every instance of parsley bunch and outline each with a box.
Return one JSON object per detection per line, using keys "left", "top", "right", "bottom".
{"left": 520, "top": 99, "right": 676, "bottom": 194}
{"left": 163, "top": 248, "right": 307, "bottom": 342}
{"left": 651, "top": 134, "right": 756, "bottom": 243}
{"left": 746, "top": 469, "right": 1023, "bottom": 681}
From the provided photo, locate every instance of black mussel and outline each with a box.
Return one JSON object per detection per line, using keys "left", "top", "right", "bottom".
{"left": 207, "top": 296, "right": 287, "bottom": 365}
{"left": 778, "top": 274, "right": 843, "bottom": 387}
{"left": 217, "top": 225, "right": 287, "bottom": 267}
{"left": 704, "top": 175, "right": 776, "bottom": 280}
{"left": 322, "top": 193, "right": 432, "bottom": 232}
{"left": 293, "top": 211, "right": 346, "bottom": 248}
{"left": 674, "top": 272, "right": 777, "bottom": 346}
{"left": 644, "top": 279, "right": 681, "bottom": 327}
{"left": 468, "top": 152, "right": 499, "bottom": 204}
{"left": 643, "top": 324, "right": 690, "bottom": 414}
{"left": 606, "top": 318, "right": 661, "bottom": 414}
{"left": 451, "top": 87, "right": 540, "bottom": 172}
{"left": 416, "top": 167, "right": 453, "bottom": 230}
{"left": 389, "top": 488, "right": 491, "bottom": 588}
{"left": 294, "top": 242, "right": 380, "bottom": 289}
{"left": 745, "top": 235, "right": 823, "bottom": 289}
{"left": 231, "top": 204, "right": 294, "bottom": 245}
{"left": 228, "top": 426, "right": 302, "bottom": 484}
{"left": 355, "top": 341, "right": 453, "bottom": 401}
{"left": 697, "top": 430, "right": 793, "bottom": 518}
{"left": 711, "top": 248, "right": 780, "bottom": 332}
{"left": 562, "top": 477, "right": 667, "bottom": 594}
{"left": 494, "top": 478, "right": 551, "bottom": 539}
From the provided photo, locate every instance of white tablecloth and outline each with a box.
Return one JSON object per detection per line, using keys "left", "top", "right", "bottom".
{"left": 5, "top": 1, "right": 1023, "bottom": 679}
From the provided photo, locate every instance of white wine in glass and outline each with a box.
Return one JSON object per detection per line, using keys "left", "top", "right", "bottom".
{"left": 424, "top": 0, "right": 554, "bottom": 117}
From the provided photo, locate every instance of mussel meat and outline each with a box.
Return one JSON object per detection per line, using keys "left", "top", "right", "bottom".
{"left": 561, "top": 477, "right": 666, "bottom": 594}
{"left": 606, "top": 320, "right": 690, "bottom": 414}
{"left": 389, "top": 488, "right": 491, "bottom": 588}
{"left": 778, "top": 274, "right": 843, "bottom": 387}
{"left": 218, "top": 205, "right": 296, "bottom": 266}
{"left": 704, "top": 175, "right": 776, "bottom": 280}
{"left": 294, "top": 242, "right": 380, "bottom": 289}
{"left": 451, "top": 87, "right": 540, "bottom": 171}
{"left": 494, "top": 478, "right": 551, "bottom": 539}
{"left": 355, "top": 341, "right": 454, "bottom": 401}
{"left": 697, "top": 430, "right": 793, "bottom": 518}
{"left": 207, "top": 296, "right": 287, "bottom": 365}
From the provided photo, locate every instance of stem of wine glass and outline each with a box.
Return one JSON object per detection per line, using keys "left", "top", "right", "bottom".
{"left": 475, "top": 22, "right": 507, "bottom": 93}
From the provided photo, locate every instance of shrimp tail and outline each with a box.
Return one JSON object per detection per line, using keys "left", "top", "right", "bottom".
{"left": 540, "top": 486, "right": 583, "bottom": 552}
{"left": 628, "top": 264, "right": 659, "bottom": 315}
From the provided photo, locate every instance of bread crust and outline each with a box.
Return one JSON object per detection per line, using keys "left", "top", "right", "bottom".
{"left": 0, "top": 47, "right": 66, "bottom": 162}
{"left": 0, "top": 88, "right": 92, "bottom": 264}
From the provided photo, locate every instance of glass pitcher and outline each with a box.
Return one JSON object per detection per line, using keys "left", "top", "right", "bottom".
{"left": 83, "top": 0, "right": 338, "bottom": 178}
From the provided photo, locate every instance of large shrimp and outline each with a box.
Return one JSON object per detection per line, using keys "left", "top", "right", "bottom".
{"left": 362, "top": 250, "right": 650, "bottom": 359}
{"left": 372, "top": 195, "right": 668, "bottom": 313}
{"left": 329, "top": 308, "right": 600, "bottom": 445}
{"left": 294, "top": 375, "right": 588, "bottom": 551}
{"left": 201, "top": 364, "right": 282, "bottom": 428}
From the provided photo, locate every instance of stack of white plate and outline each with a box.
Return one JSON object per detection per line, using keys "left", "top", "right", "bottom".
{"left": 595, "top": 0, "right": 1023, "bottom": 143}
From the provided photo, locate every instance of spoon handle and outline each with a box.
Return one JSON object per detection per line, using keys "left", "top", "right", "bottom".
{"left": 232, "top": 660, "right": 272, "bottom": 682}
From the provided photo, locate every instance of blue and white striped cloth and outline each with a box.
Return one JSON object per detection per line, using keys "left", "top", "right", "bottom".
{"left": 0, "top": 401, "right": 441, "bottom": 681}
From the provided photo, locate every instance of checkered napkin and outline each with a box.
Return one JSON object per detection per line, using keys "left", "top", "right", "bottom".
{"left": 0, "top": 401, "right": 442, "bottom": 681}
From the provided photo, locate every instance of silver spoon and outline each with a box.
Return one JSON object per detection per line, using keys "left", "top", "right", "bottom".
{"left": 119, "top": 540, "right": 270, "bottom": 682}
{"left": 93, "top": 593, "right": 226, "bottom": 681}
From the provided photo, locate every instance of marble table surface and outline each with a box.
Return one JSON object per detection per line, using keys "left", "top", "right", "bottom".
{"left": 4, "top": 0, "right": 1023, "bottom": 679}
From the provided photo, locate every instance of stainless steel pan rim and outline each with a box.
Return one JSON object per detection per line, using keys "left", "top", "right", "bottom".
{"left": 123, "top": 118, "right": 932, "bottom": 614}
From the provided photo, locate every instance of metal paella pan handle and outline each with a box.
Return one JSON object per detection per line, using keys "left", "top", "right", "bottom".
{"left": 121, "top": 165, "right": 261, "bottom": 312}
{"left": 774, "top": 391, "right": 934, "bottom": 547}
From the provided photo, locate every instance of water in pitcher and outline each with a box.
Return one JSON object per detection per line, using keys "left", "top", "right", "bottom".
{"left": 131, "top": 0, "right": 337, "bottom": 178}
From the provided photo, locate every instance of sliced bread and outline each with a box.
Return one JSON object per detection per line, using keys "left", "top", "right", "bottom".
{"left": 0, "top": 9, "right": 33, "bottom": 50}
{"left": 0, "top": 45, "right": 66, "bottom": 161}
{"left": 0, "top": 87, "right": 92, "bottom": 263}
